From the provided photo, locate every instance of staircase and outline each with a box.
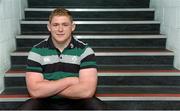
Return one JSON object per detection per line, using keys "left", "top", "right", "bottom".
{"left": 1, "top": 0, "right": 180, "bottom": 110}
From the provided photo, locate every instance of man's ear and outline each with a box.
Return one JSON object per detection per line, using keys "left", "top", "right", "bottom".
{"left": 72, "top": 23, "right": 76, "bottom": 32}
{"left": 47, "top": 22, "right": 51, "bottom": 32}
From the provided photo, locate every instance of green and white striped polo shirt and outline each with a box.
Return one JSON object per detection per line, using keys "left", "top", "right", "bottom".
{"left": 26, "top": 36, "right": 97, "bottom": 80}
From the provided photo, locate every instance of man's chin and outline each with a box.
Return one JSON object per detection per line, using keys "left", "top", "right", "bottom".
{"left": 56, "top": 40, "right": 66, "bottom": 44}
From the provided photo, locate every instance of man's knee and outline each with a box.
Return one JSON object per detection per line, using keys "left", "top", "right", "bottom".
{"left": 75, "top": 97, "right": 108, "bottom": 110}
{"left": 17, "top": 99, "right": 46, "bottom": 110}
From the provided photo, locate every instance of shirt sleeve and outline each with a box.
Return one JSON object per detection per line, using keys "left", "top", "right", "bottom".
{"left": 80, "top": 46, "right": 97, "bottom": 69}
{"left": 26, "top": 47, "right": 43, "bottom": 73}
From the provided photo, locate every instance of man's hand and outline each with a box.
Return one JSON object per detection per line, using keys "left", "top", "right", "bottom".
{"left": 58, "top": 68, "right": 97, "bottom": 99}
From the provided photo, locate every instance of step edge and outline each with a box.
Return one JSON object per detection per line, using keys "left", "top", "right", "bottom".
{"left": 10, "top": 52, "right": 174, "bottom": 56}
{"left": 5, "top": 72, "right": 180, "bottom": 77}
{"left": 21, "top": 20, "right": 160, "bottom": 24}
{"left": 2, "top": 97, "right": 180, "bottom": 102}
{"left": 2, "top": 94, "right": 180, "bottom": 101}
{"left": 25, "top": 8, "right": 155, "bottom": 12}
{"left": 16, "top": 35, "right": 166, "bottom": 39}
{"left": 98, "top": 96, "right": 180, "bottom": 101}
{"left": 0, "top": 98, "right": 29, "bottom": 102}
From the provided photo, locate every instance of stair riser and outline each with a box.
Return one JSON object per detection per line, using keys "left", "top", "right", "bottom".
{"left": 2, "top": 101, "right": 180, "bottom": 110}
{"left": 16, "top": 38, "right": 166, "bottom": 48}
{"left": 5, "top": 77, "right": 26, "bottom": 87}
{"left": 21, "top": 24, "right": 160, "bottom": 35}
{"left": 97, "top": 56, "right": 174, "bottom": 65}
{"left": 28, "top": 0, "right": 150, "bottom": 8}
{"left": 106, "top": 101, "right": 180, "bottom": 110}
{"left": 5, "top": 76, "right": 180, "bottom": 87}
{"left": 25, "top": 11, "right": 154, "bottom": 21}
{"left": 10, "top": 56, "right": 174, "bottom": 66}
{"left": 0, "top": 102, "right": 24, "bottom": 110}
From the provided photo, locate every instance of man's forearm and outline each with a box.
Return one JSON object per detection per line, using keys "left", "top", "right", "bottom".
{"left": 28, "top": 77, "right": 79, "bottom": 98}
{"left": 57, "top": 68, "right": 98, "bottom": 99}
{"left": 57, "top": 82, "right": 96, "bottom": 99}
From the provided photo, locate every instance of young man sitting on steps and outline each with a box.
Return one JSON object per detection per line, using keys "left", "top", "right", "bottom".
{"left": 18, "top": 8, "right": 107, "bottom": 110}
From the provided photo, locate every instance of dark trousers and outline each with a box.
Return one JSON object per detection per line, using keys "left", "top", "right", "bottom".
{"left": 18, "top": 96, "right": 107, "bottom": 110}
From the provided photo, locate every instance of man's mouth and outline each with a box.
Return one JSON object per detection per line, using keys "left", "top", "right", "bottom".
{"left": 57, "top": 34, "right": 65, "bottom": 36}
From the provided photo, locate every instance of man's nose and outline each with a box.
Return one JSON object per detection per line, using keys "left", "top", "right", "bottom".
{"left": 58, "top": 26, "right": 63, "bottom": 31}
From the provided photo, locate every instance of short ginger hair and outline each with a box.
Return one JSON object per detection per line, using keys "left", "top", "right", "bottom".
{"left": 49, "top": 8, "right": 73, "bottom": 23}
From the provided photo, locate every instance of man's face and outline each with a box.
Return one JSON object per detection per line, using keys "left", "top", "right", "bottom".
{"left": 47, "top": 15, "right": 75, "bottom": 44}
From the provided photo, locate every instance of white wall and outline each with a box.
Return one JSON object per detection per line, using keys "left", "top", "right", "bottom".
{"left": 0, "top": 0, "right": 27, "bottom": 93}
{"left": 150, "top": 0, "right": 180, "bottom": 69}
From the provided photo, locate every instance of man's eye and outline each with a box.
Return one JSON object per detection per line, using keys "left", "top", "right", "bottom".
{"left": 52, "top": 24, "right": 59, "bottom": 26}
{"left": 63, "top": 24, "right": 70, "bottom": 26}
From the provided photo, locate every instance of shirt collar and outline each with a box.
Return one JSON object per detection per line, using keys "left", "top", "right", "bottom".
{"left": 47, "top": 35, "right": 75, "bottom": 50}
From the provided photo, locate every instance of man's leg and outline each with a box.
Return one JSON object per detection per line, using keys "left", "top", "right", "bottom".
{"left": 18, "top": 97, "right": 108, "bottom": 110}
{"left": 69, "top": 96, "right": 108, "bottom": 110}
{"left": 17, "top": 98, "right": 53, "bottom": 110}
{"left": 47, "top": 96, "right": 108, "bottom": 110}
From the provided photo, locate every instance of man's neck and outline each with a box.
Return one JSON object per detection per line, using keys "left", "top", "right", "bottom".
{"left": 52, "top": 38, "right": 72, "bottom": 52}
